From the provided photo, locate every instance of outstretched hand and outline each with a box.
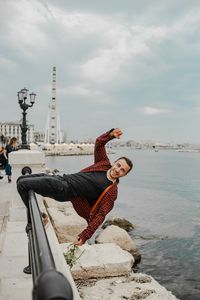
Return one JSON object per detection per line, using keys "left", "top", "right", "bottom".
{"left": 74, "top": 238, "right": 84, "bottom": 246}
{"left": 111, "top": 128, "right": 123, "bottom": 139}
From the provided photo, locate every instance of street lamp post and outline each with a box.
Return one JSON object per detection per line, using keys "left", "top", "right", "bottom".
{"left": 17, "top": 88, "right": 36, "bottom": 149}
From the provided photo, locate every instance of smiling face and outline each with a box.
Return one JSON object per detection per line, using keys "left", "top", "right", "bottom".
{"left": 109, "top": 158, "right": 131, "bottom": 179}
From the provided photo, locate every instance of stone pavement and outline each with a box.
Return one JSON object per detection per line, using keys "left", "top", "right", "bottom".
{"left": 0, "top": 176, "right": 32, "bottom": 300}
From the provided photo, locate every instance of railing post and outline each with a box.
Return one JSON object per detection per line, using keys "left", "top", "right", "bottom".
{"left": 23, "top": 166, "right": 33, "bottom": 275}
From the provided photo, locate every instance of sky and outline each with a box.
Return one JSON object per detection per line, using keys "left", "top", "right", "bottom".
{"left": 1, "top": 0, "right": 200, "bottom": 143}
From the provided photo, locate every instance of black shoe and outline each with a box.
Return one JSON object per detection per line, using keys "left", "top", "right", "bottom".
{"left": 23, "top": 265, "right": 32, "bottom": 274}
{"left": 0, "top": 176, "right": 3, "bottom": 180}
{"left": 25, "top": 223, "right": 32, "bottom": 234}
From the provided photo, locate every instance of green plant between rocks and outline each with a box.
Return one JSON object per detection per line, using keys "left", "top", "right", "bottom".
{"left": 64, "top": 244, "right": 84, "bottom": 268}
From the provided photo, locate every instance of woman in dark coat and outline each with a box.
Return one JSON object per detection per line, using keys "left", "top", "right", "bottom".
{"left": 0, "top": 147, "right": 8, "bottom": 179}
{"left": 5, "top": 137, "right": 18, "bottom": 182}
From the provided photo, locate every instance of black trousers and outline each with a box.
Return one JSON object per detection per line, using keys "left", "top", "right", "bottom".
{"left": 17, "top": 173, "right": 72, "bottom": 210}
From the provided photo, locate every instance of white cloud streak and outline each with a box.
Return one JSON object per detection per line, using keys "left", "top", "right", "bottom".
{"left": 0, "top": 57, "right": 17, "bottom": 69}
{"left": 79, "top": 25, "right": 169, "bottom": 83}
{"left": 141, "top": 106, "right": 171, "bottom": 115}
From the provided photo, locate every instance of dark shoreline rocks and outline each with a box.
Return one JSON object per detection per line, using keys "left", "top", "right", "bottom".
{"left": 102, "top": 216, "right": 136, "bottom": 232}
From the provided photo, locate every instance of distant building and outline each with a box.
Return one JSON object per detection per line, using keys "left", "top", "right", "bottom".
{"left": 34, "top": 131, "right": 45, "bottom": 143}
{"left": 0, "top": 122, "right": 34, "bottom": 144}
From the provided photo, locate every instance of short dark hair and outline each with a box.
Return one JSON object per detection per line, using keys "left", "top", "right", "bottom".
{"left": 115, "top": 156, "right": 133, "bottom": 173}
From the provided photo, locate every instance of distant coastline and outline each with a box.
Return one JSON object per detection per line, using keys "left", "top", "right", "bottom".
{"left": 40, "top": 143, "right": 114, "bottom": 156}
{"left": 42, "top": 142, "right": 94, "bottom": 156}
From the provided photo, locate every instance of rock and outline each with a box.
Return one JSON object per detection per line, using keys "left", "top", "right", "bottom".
{"left": 61, "top": 243, "right": 134, "bottom": 279}
{"left": 75, "top": 272, "right": 179, "bottom": 300}
{"left": 95, "top": 225, "right": 141, "bottom": 264}
{"left": 102, "top": 216, "right": 136, "bottom": 232}
{"left": 47, "top": 206, "right": 87, "bottom": 243}
{"left": 43, "top": 197, "right": 71, "bottom": 209}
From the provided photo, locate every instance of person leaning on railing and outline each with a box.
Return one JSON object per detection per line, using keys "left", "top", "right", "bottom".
{"left": 17, "top": 128, "right": 133, "bottom": 246}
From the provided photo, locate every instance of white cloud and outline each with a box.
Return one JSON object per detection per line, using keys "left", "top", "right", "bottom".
{"left": 193, "top": 106, "right": 200, "bottom": 113}
{"left": 79, "top": 24, "right": 169, "bottom": 83}
{"left": 50, "top": 5, "right": 111, "bottom": 36}
{"left": 0, "top": 57, "right": 17, "bottom": 69}
{"left": 31, "top": 5, "right": 170, "bottom": 84}
{"left": 141, "top": 106, "right": 170, "bottom": 115}
{"left": 59, "top": 85, "right": 113, "bottom": 105}
{"left": 0, "top": 1, "right": 171, "bottom": 76}
{"left": 1, "top": 1, "right": 200, "bottom": 142}
{"left": 173, "top": 8, "right": 200, "bottom": 34}
{"left": 59, "top": 85, "right": 101, "bottom": 97}
{"left": 41, "top": 83, "right": 113, "bottom": 105}
{"left": 0, "top": 0, "right": 49, "bottom": 59}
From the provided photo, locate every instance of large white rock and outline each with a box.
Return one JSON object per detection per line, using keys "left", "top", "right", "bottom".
{"left": 61, "top": 243, "right": 134, "bottom": 279}
{"left": 44, "top": 197, "right": 72, "bottom": 209}
{"left": 44, "top": 197, "right": 87, "bottom": 243}
{"left": 95, "top": 225, "right": 141, "bottom": 262}
{"left": 75, "top": 272, "right": 179, "bottom": 300}
{"left": 47, "top": 206, "right": 87, "bottom": 243}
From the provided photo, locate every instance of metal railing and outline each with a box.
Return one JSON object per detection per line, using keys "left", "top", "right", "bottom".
{"left": 22, "top": 167, "right": 73, "bottom": 300}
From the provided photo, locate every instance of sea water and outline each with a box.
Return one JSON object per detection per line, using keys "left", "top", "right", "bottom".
{"left": 45, "top": 149, "right": 200, "bottom": 300}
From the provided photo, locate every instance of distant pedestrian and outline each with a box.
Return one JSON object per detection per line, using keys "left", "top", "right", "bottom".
{"left": 17, "top": 128, "right": 133, "bottom": 245}
{"left": 0, "top": 147, "right": 8, "bottom": 179}
{"left": 5, "top": 137, "right": 18, "bottom": 182}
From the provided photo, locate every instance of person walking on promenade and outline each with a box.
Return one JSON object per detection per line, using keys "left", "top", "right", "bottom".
{"left": 0, "top": 146, "right": 8, "bottom": 180}
{"left": 5, "top": 137, "right": 18, "bottom": 182}
{"left": 17, "top": 128, "right": 133, "bottom": 246}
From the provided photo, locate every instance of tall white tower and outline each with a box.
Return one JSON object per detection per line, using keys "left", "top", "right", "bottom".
{"left": 45, "top": 66, "right": 62, "bottom": 144}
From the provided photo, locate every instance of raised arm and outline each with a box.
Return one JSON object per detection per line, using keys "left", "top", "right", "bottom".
{"left": 94, "top": 128, "right": 123, "bottom": 163}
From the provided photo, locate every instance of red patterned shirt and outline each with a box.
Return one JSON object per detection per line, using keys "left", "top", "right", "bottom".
{"left": 71, "top": 129, "right": 118, "bottom": 243}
